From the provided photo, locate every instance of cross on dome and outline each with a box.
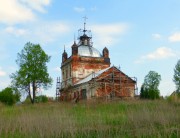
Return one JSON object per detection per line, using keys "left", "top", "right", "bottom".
{"left": 83, "top": 16, "right": 88, "bottom": 34}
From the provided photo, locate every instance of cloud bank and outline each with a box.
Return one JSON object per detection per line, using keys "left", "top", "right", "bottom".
{"left": 90, "top": 23, "right": 128, "bottom": 47}
{"left": 135, "top": 47, "right": 177, "bottom": 63}
{"left": 0, "top": 0, "right": 51, "bottom": 24}
{"left": 169, "top": 32, "right": 180, "bottom": 42}
{"left": 0, "top": 67, "right": 6, "bottom": 76}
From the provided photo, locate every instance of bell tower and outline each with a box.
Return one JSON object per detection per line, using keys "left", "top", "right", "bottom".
{"left": 78, "top": 16, "right": 92, "bottom": 46}
{"left": 60, "top": 17, "right": 111, "bottom": 89}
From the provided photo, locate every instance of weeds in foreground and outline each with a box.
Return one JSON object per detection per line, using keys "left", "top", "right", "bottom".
{"left": 0, "top": 100, "right": 179, "bottom": 138}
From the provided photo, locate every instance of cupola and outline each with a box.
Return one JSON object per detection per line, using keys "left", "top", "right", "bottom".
{"left": 62, "top": 46, "right": 68, "bottom": 62}
{"left": 103, "top": 47, "right": 109, "bottom": 58}
{"left": 72, "top": 41, "right": 78, "bottom": 55}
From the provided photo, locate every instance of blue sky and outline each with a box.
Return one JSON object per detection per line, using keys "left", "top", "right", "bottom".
{"left": 0, "top": 0, "right": 180, "bottom": 97}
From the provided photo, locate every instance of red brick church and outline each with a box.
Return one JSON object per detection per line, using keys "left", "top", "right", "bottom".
{"left": 56, "top": 20, "right": 137, "bottom": 101}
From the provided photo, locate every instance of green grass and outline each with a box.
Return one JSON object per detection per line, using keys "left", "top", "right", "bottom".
{"left": 0, "top": 100, "right": 179, "bottom": 138}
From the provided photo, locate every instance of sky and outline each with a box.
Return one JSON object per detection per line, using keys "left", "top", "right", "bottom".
{"left": 0, "top": 0, "right": 180, "bottom": 97}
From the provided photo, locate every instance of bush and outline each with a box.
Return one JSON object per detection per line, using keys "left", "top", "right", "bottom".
{"left": 23, "top": 96, "right": 31, "bottom": 104}
{"left": 140, "top": 71, "right": 161, "bottom": 99}
{"left": 166, "top": 92, "right": 180, "bottom": 102}
{"left": 35, "top": 95, "right": 48, "bottom": 103}
{"left": 0, "top": 87, "right": 20, "bottom": 105}
{"left": 140, "top": 86, "right": 160, "bottom": 100}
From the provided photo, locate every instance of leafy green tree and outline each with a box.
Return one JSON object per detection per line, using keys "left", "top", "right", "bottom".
{"left": 173, "top": 59, "right": 180, "bottom": 93}
{"left": 140, "top": 84, "right": 148, "bottom": 98}
{"left": 12, "top": 87, "right": 21, "bottom": 102}
{"left": 11, "top": 42, "right": 52, "bottom": 104}
{"left": 140, "top": 71, "right": 161, "bottom": 99}
{"left": 0, "top": 87, "right": 21, "bottom": 105}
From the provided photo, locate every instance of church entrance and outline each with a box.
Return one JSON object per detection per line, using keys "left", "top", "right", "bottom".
{"left": 81, "top": 89, "right": 87, "bottom": 99}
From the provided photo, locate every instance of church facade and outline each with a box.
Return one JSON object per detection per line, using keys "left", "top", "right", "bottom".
{"left": 57, "top": 21, "right": 137, "bottom": 101}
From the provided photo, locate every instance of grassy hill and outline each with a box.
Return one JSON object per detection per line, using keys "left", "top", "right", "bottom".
{"left": 0, "top": 100, "right": 179, "bottom": 138}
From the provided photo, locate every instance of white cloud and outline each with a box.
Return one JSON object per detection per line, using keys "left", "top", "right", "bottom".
{"left": 73, "top": 7, "right": 85, "bottom": 12}
{"left": 20, "top": 0, "right": 51, "bottom": 13}
{"left": 54, "top": 67, "right": 61, "bottom": 72}
{"left": 1, "top": 20, "right": 70, "bottom": 43}
{"left": 144, "top": 47, "right": 176, "bottom": 59}
{"left": 4, "top": 26, "right": 28, "bottom": 36}
{"left": 168, "top": 32, "right": 180, "bottom": 42}
{"left": 0, "top": 0, "right": 51, "bottom": 24}
{"left": 135, "top": 47, "right": 177, "bottom": 63}
{"left": 1, "top": 21, "right": 70, "bottom": 44}
{"left": 90, "top": 23, "right": 128, "bottom": 47}
{"left": 29, "top": 21, "right": 70, "bottom": 44}
{"left": 0, "top": 67, "right": 6, "bottom": 76}
{"left": 0, "top": 0, "right": 35, "bottom": 24}
{"left": 152, "top": 33, "right": 162, "bottom": 39}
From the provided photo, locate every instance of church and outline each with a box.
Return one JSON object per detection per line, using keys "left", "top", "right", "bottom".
{"left": 56, "top": 20, "right": 137, "bottom": 101}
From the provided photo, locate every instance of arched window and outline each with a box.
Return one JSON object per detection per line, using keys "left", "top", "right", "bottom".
{"left": 70, "top": 66, "right": 71, "bottom": 77}
{"left": 66, "top": 69, "right": 68, "bottom": 79}
{"left": 63, "top": 70, "right": 65, "bottom": 80}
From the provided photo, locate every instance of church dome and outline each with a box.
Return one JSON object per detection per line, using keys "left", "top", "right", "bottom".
{"left": 78, "top": 45, "right": 102, "bottom": 57}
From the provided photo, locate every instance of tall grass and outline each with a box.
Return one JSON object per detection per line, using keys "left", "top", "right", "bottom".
{"left": 0, "top": 100, "right": 179, "bottom": 138}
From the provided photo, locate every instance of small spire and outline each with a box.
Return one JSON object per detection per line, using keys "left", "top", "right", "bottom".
{"left": 64, "top": 45, "right": 66, "bottom": 52}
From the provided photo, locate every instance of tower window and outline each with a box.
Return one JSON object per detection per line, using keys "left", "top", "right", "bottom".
{"left": 63, "top": 71, "right": 64, "bottom": 80}
{"left": 84, "top": 40, "right": 87, "bottom": 45}
{"left": 70, "top": 66, "right": 71, "bottom": 77}
{"left": 66, "top": 69, "right": 68, "bottom": 79}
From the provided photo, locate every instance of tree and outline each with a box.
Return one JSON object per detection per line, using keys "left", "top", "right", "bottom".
{"left": 11, "top": 42, "right": 52, "bottom": 104}
{"left": 0, "top": 87, "right": 21, "bottom": 105}
{"left": 140, "top": 84, "right": 148, "bottom": 98}
{"left": 140, "top": 71, "right": 161, "bottom": 99}
{"left": 173, "top": 59, "right": 180, "bottom": 93}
